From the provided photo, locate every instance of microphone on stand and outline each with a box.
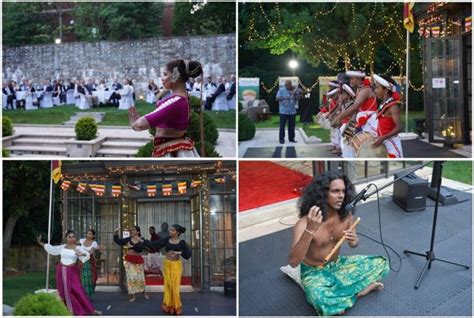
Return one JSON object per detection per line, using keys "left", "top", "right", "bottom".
{"left": 346, "top": 184, "right": 371, "bottom": 214}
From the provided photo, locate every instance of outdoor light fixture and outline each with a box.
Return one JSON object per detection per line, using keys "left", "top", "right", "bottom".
{"left": 288, "top": 59, "right": 298, "bottom": 70}
{"left": 55, "top": 38, "right": 61, "bottom": 44}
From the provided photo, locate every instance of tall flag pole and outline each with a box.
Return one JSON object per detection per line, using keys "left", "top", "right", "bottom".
{"left": 404, "top": 1, "right": 415, "bottom": 133}
{"left": 47, "top": 160, "right": 61, "bottom": 290}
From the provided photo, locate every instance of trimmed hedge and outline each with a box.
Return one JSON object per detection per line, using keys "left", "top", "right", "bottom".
{"left": 3, "top": 116, "right": 13, "bottom": 136}
{"left": 75, "top": 117, "right": 97, "bottom": 140}
{"left": 238, "top": 114, "right": 256, "bottom": 141}
{"left": 14, "top": 293, "right": 71, "bottom": 316}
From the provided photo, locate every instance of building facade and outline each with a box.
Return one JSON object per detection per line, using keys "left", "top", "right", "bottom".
{"left": 61, "top": 161, "right": 236, "bottom": 292}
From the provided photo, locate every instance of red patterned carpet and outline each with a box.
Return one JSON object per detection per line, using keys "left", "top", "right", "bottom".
{"left": 239, "top": 161, "right": 312, "bottom": 212}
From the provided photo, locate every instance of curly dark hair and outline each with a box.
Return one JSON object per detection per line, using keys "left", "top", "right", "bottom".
{"left": 298, "top": 171, "right": 355, "bottom": 221}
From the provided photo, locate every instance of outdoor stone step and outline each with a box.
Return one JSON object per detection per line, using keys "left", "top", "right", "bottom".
{"left": 96, "top": 148, "right": 138, "bottom": 157}
{"left": 7, "top": 145, "right": 67, "bottom": 155}
{"left": 101, "top": 140, "right": 147, "bottom": 149}
{"left": 8, "top": 153, "right": 65, "bottom": 158}
{"left": 105, "top": 137, "right": 151, "bottom": 143}
{"left": 13, "top": 138, "right": 71, "bottom": 147}
{"left": 16, "top": 133, "right": 74, "bottom": 139}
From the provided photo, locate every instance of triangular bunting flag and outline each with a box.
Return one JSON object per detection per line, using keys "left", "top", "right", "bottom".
{"left": 178, "top": 182, "right": 187, "bottom": 194}
{"left": 94, "top": 184, "right": 105, "bottom": 196}
{"left": 112, "top": 185, "right": 122, "bottom": 197}
{"left": 147, "top": 185, "right": 157, "bottom": 197}
{"left": 77, "top": 183, "right": 87, "bottom": 193}
{"left": 191, "top": 180, "right": 202, "bottom": 188}
{"left": 60, "top": 180, "right": 71, "bottom": 191}
{"left": 162, "top": 184, "right": 172, "bottom": 196}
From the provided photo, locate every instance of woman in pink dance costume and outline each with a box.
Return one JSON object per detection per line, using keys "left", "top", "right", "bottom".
{"left": 128, "top": 59, "right": 203, "bottom": 157}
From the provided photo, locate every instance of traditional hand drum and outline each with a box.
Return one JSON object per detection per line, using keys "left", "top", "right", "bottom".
{"left": 351, "top": 132, "right": 388, "bottom": 158}
{"left": 342, "top": 118, "right": 357, "bottom": 139}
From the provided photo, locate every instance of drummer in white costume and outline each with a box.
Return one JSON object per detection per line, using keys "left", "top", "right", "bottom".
{"left": 332, "top": 70, "right": 378, "bottom": 138}
{"left": 325, "top": 87, "right": 341, "bottom": 154}
{"left": 372, "top": 74, "right": 403, "bottom": 158}
{"left": 338, "top": 84, "right": 357, "bottom": 158}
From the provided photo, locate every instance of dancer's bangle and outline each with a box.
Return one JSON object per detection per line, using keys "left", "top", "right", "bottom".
{"left": 304, "top": 229, "right": 315, "bottom": 235}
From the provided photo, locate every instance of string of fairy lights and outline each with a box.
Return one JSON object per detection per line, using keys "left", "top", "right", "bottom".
{"left": 245, "top": 2, "right": 460, "bottom": 93}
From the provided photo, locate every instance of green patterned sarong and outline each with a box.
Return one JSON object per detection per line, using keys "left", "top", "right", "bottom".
{"left": 81, "top": 260, "right": 95, "bottom": 297}
{"left": 301, "top": 255, "right": 389, "bottom": 316}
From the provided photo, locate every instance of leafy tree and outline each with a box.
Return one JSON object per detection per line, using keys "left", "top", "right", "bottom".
{"left": 172, "top": 2, "right": 236, "bottom": 36}
{"left": 239, "top": 2, "right": 424, "bottom": 110}
{"left": 240, "top": 3, "right": 406, "bottom": 73}
{"left": 3, "top": 161, "right": 62, "bottom": 258}
{"left": 2, "top": 2, "right": 53, "bottom": 47}
{"left": 72, "top": 2, "right": 163, "bottom": 41}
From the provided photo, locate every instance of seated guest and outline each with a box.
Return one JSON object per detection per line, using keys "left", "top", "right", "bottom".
{"left": 57, "top": 80, "right": 67, "bottom": 104}
{"left": 85, "top": 79, "right": 98, "bottom": 106}
{"left": 76, "top": 79, "right": 95, "bottom": 106}
{"left": 3, "top": 80, "right": 17, "bottom": 110}
{"left": 204, "top": 76, "right": 217, "bottom": 98}
{"left": 38, "top": 79, "right": 53, "bottom": 101}
{"left": 186, "top": 78, "right": 195, "bottom": 92}
{"left": 205, "top": 76, "right": 226, "bottom": 110}
{"left": 19, "top": 79, "right": 29, "bottom": 91}
{"left": 66, "top": 79, "right": 76, "bottom": 91}
{"left": 108, "top": 79, "right": 122, "bottom": 106}
{"left": 226, "top": 74, "right": 236, "bottom": 101}
{"left": 147, "top": 80, "right": 159, "bottom": 104}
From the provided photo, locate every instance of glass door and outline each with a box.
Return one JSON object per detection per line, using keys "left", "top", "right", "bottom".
{"left": 424, "top": 36, "right": 465, "bottom": 144}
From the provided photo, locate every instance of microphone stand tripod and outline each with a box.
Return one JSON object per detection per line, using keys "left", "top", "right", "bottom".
{"left": 402, "top": 161, "right": 469, "bottom": 289}
{"left": 350, "top": 161, "right": 469, "bottom": 289}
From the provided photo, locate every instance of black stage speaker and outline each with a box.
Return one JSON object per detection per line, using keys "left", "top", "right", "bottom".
{"left": 392, "top": 172, "right": 429, "bottom": 212}
{"left": 224, "top": 280, "right": 236, "bottom": 297}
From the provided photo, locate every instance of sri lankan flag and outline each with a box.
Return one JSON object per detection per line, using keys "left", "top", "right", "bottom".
{"left": 178, "top": 182, "right": 187, "bottom": 194}
{"left": 162, "top": 184, "right": 172, "bottom": 196}
{"left": 403, "top": 2, "right": 415, "bottom": 33}
{"left": 52, "top": 161, "right": 62, "bottom": 184}
{"left": 191, "top": 180, "right": 202, "bottom": 188}
{"left": 60, "top": 180, "right": 71, "bottom": 191}
{"left": 147, "top": 185, "right": 157, "bottom": 197}
{"left": 112, "top": 185, "right": 122, "bottom": 197}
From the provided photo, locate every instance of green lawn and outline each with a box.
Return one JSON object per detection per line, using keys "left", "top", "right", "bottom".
{"left": 205, "top": 110, "right": 236, "bottom": 129}
{"left": 3, "top": 271, "right": 56, "bottom": 307}
{"left": 3, "top": 101, "right": 235, "bottom": 129}
{"left": 428, "top": 161, "right": 472, "bottom": 185}
{"left": 254, "top": 114, "right": 332, "bottom": 143}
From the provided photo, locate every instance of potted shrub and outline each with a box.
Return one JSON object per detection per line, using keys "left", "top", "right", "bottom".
{"left": 238, "top": 113, "right": 256, "bottom": 141}
{"left": 14, "top": 293, "right": 71, "bottom": 316}
{"left": 2, "top": 116, "right": 13, "bottom": 137}
{"left": 65, "top": 117, "right": 105, "bottom": 157}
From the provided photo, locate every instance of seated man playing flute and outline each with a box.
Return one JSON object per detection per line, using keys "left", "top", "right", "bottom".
{"left": 289, "top": 171, "right": 389, "bottom": 316}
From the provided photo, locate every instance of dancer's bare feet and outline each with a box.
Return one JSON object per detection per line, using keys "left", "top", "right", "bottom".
{"left": 93, "top": 310, "right": 102, "bottom": 315}
{"left": 143, "top": 292, "right": 149, "bottom": 300}
{"left": 129, "top": 294, "right": 136, "bottom": 302}
{"left": 357, "top": 282, "right": 384, "bottom": 297}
